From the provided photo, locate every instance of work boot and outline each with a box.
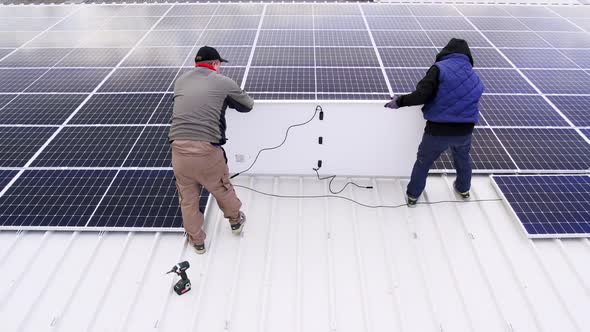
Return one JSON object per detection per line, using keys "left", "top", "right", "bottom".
{"left": 407, "top": 196, "right": 418, "bottom": 208}
{"left": 231, "top": 211, "right": 246, "bottom": 235}
{"left": 453, "top": 181, "right": 470, "bottom": 199}
{"left": 193, "top": 243, "right": 206, "bottom": 255}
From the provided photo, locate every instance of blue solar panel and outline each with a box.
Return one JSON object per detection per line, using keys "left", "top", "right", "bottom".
{"left": 548, "top": 96, "right": 590, "bottom": 127}
{"left": 0, "top": 69, "right": 47, "bottom": 93}
{"left": 494, "top": 128, "right": 590, "bottom": 171}
{"left": 124, "top": 126, "right": 171, "bottom": 167}
{"left": 479, "top": 95, "right": 568, "bottom": 127}
{"left": 0, "top": 127, "right": 56, "bottom": 167}
{"left": 71, "top": 93, "right": 166, "bottom": 125}
{"left": 0, "top": 170, "right": 117, "bottom": 228}
{"left": 0, "top": 94, "right": 88, "bottom": 125}
{"left": 99, "top": 68, "right": 179, "bottom": 93}
{"left": 379, "top": 48, "right": 437, "bottom": 68}
{"left": 522, "top": 70, "right": 590, "bottom": 94}
{"left": 560, "top": 49, "right": 590, "bottom": 69}
{"left": 317, "top": 68, "right": 389, "bottom": 94}
{"left": 502, "top": 49, "right": 578, "bottom": 69}
{"left": 476, "top": 69, "right": 536, "bottom": 94}
{"left": 26, "top": 69, "right": 111, "bottom": 93}
{"left": 0, "top": 170, "right": 17, "bottom": 192}
{"left": 537, "top": 32, "right": 590, "bottom": 48}
{"left": 386, "top": 68, "right": 427, "bottom": 93}
{"left": 493, "top": 175, "right": 590, "bottom": 238}
{"left": 470, "top": 49, "right": 511, "bottom": 68}
{"left": 582, "top": 129, "right": 590, "bottom": 141}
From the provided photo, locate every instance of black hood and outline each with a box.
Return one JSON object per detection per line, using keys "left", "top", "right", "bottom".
{"left": 436, "top": 38, "right": 474, "bottom": 66}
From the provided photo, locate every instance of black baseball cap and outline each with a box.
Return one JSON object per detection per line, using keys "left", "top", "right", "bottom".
{"left": 195, "top": 46, "right": 228, "bottom": 63}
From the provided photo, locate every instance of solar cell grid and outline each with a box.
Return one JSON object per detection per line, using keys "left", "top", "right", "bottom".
{"left": 32, "top": 126, "right": 144, "bottom": 168}
{"left": 362, "top": 4, "right": 411, "bottom": 16}
{"left": 78, "top": 5, "right": 124, "bottom": 17}
{"left": 155, "top": 16, "right": 212, "bottom": 30}
{"left": 582, "top": 129, "right": 590, "bottom": 141}
{"left": 265, "top": 4, "right": 313, "bottom": 16}
{"left": 385, "top": 68, "right": 426, "bottom": 93}
{"left": 455, "top": 5, "right": 509, "bottom": 17}
{"left": 0, "top": 48, "right": 72, "bottom": 68}
{"left": 149, "top": 93, "right": 173, "bottom": 124}
{"left": 51, "top": 16, "right": 109, "bottom": 31}
{"left": 213, "top": 67, "right": 246, "bottom": 87}
{"left": 188, "top": 47, "right": 251, "bottom": 67}
{"left": 167, "top": 4, "right": 218, "bottom": 16}
{"left": 100, "top": 68, "right": 179, "bottom": 93}
{"left": 468, "top": 17, "right": 530, "bottom": 31}
{"left": 426, "top": 30, "right": 491, "bottom": 48}
{"left": 316, "top": 68, "right": 388, "bottom": 93}
{"left": 366, "top": 16, "right": 421, "bottom": 30}
{"left": 56, "top": 48, "right": 130, "bottom": 68}
{"left": 0, "top": 69, "right": 47, "bottom": 93}
{"left": 373, "top": 30, "right": 432, "bottom": 47}
{"left": 123, "top": 47, "right": 192, "bottom": 67}
{"left": 560, "top": 49, "right": 590, "bottom": 69}
{"left": 416, "top": 17, "right": 474, "bottom": 31}
{"left": 251, "top": 47, "right": 314, "bottom": 67}
{"left": 0, "top": 17, "right": 61, "bottom": 32}
{"left": 550, "top": 6, "right": 590, "bottom": 18}
{"left": 0, "top": 6, "right": 75, "bottom": 18}
{"left": 501, "top": 6, "right": 558, "bottom": 18}
{"left": 433, "top": 128, "right": 517, "bottom": 171}
{"left": 495, "top": 128, "right": 590, "bottom": 171}
{"left": 548, "top": 96, "right": 590, "bottom": 127}
{"left": 262, "top": 16, "right": 313, "bottom": 29}
{"left": 315, "top": 31, "right": 372, "bottom": 47}
{"left": 81, "top": 30, "right": 146, "bottom": 48}
{"left": 483, "top": 31, "right": 551, "bottom": 48}
{"left": 408, "top": 5, "right": 460, "bottom": 17}
{"left": 0, "top": 32, "right": 39, "bottom": 48}
{"left": 0, "top": 94, "right": 15, "bottom": 109}
{"left": 115, "top": 5, "right": 171, "bottom": 17}
{"left": 379, "top": 48, "right": 436, "bottom": 68}
{"left": 476, "top": 69, "right": 536, "bottom": 93}
{"left": 245, "top": 68, "right": 315, "bottom": 93}
{"left": 216, "top": 4, "right": 263, "bottom": 16}
{"left": 71, "top": 93, "right": 166, "bottom": 125}
{"left": 470, "top": 48, "right": 511, "bottom": 68}
{"left": 0, "top": 169, "right": 117, "bottom": 228}
{"left": 25, "top": 31, "right": 87, "bottom": 48}
{"left": 312, "top": 4, "right": 360, "bottom": 16}
{"left": 0, "top": 94, "right": 88, "bottom": 125}
{"left": 316, "top": 93, "right": 391, "bottom": 101}
{"left": 141, "top": 30, "right": 202, "bottom": 47}
{"left": 124, "top": 126, "right": 171, "bottom": 167}
{"left": 250, "top": 93, "right": 315, "bottom": 100}
{"left": 518, "top": 17, "right": 582, "bottom": 32}
{"left": 258, "top": 30, "right": 314, "bottom": 47}
{"left": 569, "top": 18, "right": 590, "bottom": 32}
{"left": 101, "top": 16, "right": 161, "bottom": 31}
{"left": 479, "top": 95, "right": 568, "bottom": 127}
{"left": 536, "top": 32, "right": 590, "bottom": 48}
{"left": 502, "top": 48, "right": 578, "bottom": 69}
{"left": 0, "top": 170, "right": 17, "bottom": 192}
{"left": 316, "top": 47, "right": 379, "bottom": 67}
{"left": 0, "top": 127, "right": 56, "bottom": 167}
{"left": 87, "top": 170, "right": 190, "bottom": 229}
{"left": 198, "top": 30, "right": 256, "bottom": 46}
{"left": 208, "top": 16, "right": 261, "bottom": 30}
{"left": 493, "top": 175, "right": 590, "bottom": 237}
{"left": 314, "top": 16, "right": 366, "bottom": 30}
{"left": 26, "top": 68, "right": 111, "bottom": 93}
{"left": 522, "top": 70, "right": 590, "bottom": 94}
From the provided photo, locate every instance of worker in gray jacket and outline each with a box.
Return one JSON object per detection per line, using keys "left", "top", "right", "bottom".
{"left": 169, "top": 46, "right": 254, "bottom": 254}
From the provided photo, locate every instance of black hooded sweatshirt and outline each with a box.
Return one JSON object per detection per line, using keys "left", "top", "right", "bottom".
{"left": 396, "top": 39, "right": 477, "bottom": 136}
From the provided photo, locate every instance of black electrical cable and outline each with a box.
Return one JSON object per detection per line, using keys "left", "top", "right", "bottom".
{"left": 230, "top": 105, "right": 323, "bottom": 179}
{"left": 312, "top": 167, "right": 373, "bottom": 195}
{"left": 234, "top": 184, "right": 502, "bottom": 209}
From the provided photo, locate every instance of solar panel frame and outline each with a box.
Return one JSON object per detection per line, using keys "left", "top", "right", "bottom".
{"left": 468, "top": 17, "right": 530, "bottom": 31}
{"left": 0, "top": 94, "right": 88, "bottom": 125}
{"left": 455, "top": 5, "right": 510, "bottom": 17}
{"left": 426, "top": 30, "right": 492, "bottom": 48}
{"left": 492, "top": 175, "right": 590, "bottom": 238}
{"left": 0, "top": 127, "right": 56, "bottom": 167}
{"left": 501, "top": 6, "right": 558, "bottom": 18}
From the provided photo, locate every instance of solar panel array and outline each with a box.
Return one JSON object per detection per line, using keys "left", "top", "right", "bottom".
{"left": 493, "top": 175, "right": 590, "bottom": 238}
{"left": 0, "top": 3, "right": 589, "bottom": 232}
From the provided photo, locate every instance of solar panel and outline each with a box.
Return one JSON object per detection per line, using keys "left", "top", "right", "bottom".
{"left": 494, "top": 128, "right": 590, "bottom": 170}
{"left": 257, "top": 30, "right": 314, "bottom": 47}
{"left": 0, "top": 94, "right": 88, "bottom": 125}
{"left": 0, "top": 32, "right": 39, "bottom": 48}
{"left": 315, "top": 31, "right": 372, "bottom": 47}
{"left": 261, "top": 16, "right": 313, "bottom": 29}
{"left": 476, "top": 69, "right": 536, "bottom": 93}
{"left": 0, "top": 169, "right": 117, "bottom": 229}
{"left": 549, "top": 6, "right": 590, "bottom": 18}
{"left": 210, "top": 67, "right": 246, "bottom": 87}
{"left": 482, "top": 31, "right": 551, "bottom": 48}
{"left": 167, "top": 4, "right": 218, "bottom": 16}
{"left": 124, "top": 126, "right": 171, "bottom": 167}
{"left": 570, "top": 18, "right": 590, "bottom": 32}
{"left": 115, "top": 5, "right": 172, "bottom": 17}
{"left": 379, "top": 48, "right": 436, "bottom": 68}
{"left": 0, "top": 48, "right": 72, "bottom": 67}
{"left": 470, "top": 48, "right": 511, "bottom": 68}
{"left": 373, "top": 31, "right": 432, "bottom": 47}
{"left": 81, "top": 31, "right": 146, "bottom": 48}
{"left": 71, "top": 93, "right": 167, "bottom": 125}
{"left": 362, "top": 4, "right": 410, "bottom": 16}
{"left": 217, "top": 3, "right": 264, "bottom": 15}
{"left": 0, "top": 5, "right": 75, "bottom": 17}
{"left": 101, "top": 16, "right": 160, "bottom": 31}
{"left": 0, "top": 94, "right": 15, "bottom": 109}
{"left": 99, "top": 68, "right": 179, "bottom": 93}
{"left": 0, "top": 69, "right": 47, "bottom": 92}
{"left": 536, "top": 32, "right": 590, "bottom": 48}
{"left": 140, "top": 30, "right": 202, "bottom": 47}
{"left": 252, "top": 47, "right": 313, "bottom": 67}
{"left": 245, "top": 68, "right": 315, "bottom": 93}
{"left": 582, "top": 129, "right": 590, "bottom": 141}
{"left": 32, "top": 126, "right": 144, "bottom": 167}
{"left": 456, "top": 5, "right": 509, "bottom": 17}
{"left": 155, "top": 16, "right": 211, "bottom": 30}
{"left": 315, "top": 16, "right": 366, "bottom": 30}
{"left": 316, "top": 93, "right": 390, "bottom": 101}
{"left": 316, "top": 48, "right": 379, "bottom": 67}
{"left": 52, "top": 15, "right": 109, "bottom": 31}
{"left": 468, "top": 17, "right": 530, "bottom": 31}
{"left": 0, "top": 17, "right": 61, "bottom": 32}
{"left": 518, "top": 17, "right": 582, "bottom": 32}
{"left": 0, "top": 170, "right": 17, "bottom": 192}
{"left": 493, "top": 175, "right": 590, "bottom": 238}
{"left": 26, "top": 69, "right": 111, "bottom": 93}
{"left": 501, "top": 6, "right": 558, "bottom": 18}
{"left": 408, "top": 5, "right": 460, "bottom": 17}
{"left": 313, "top": 4, "right": 360, "bottom": 16}
{"left": 56, "top": 48, "right": 130, "bottom": 68}
{"left": 522, "top": 70, "right": 590, "bottom": 94}
{"left": 208, "top": 16, "right": 261, "bottom": 30}
{"left": 432, "top": 128, "right": 517, "bottom": 171}
{"left": 366, "top": 16, "right": 421, "bottom": 30}
{"left": 251, "top": 93, "right": 315, "bottom": 101}
{"left": 86, "top": 170, "right": 191, "bottom": 230}
{"left": 417, "top": 17, "right": 474, "bottom": 31}
{"left": 547, "top": 96, "right": 590, "bottom": 127}
{"left": 502, "top": 49, "right": 578, "bottom": 69}
{"left": 0, "top": 127, "right": 56, "bottom": 167}
{"left": 199, "top": 30, "right": 257, "bottom": 46}
{"left": 386, "top": 68, "right": 426, "bottom": 93}
{"left": 149, "top": 93, "right": 174, "bottom": 124}
{"left": 122, "top": 47, "right": 192, "bottom": 67}
{"left": 479, "top": 95, "right": 569, "bottom": 127}
{"left": 266, "top": 4, "right": 313, "bottom": 16}
{"left": 25, "top": 31, "right": 87, "bottom": 48}
{"left": 426, "top": 31, "right": 491, "bottom": 48}
{"left": 316, "top": 68, "right": 389, "bottom": 94}
{"left": 560, "top": 49, "right": 590, "bottom": 69}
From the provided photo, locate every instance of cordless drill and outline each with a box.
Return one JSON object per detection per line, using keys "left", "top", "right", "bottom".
{"left": 166, "top": 261, "right": 191, "bottom": 295}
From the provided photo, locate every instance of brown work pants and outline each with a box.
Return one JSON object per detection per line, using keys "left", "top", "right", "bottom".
{"left": 171, "top": 140, "right": 242, "bottom": 245}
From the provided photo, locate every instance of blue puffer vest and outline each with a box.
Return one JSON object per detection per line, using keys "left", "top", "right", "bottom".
{"left": 422, "top": 54, "right": 484, "bottom": 123}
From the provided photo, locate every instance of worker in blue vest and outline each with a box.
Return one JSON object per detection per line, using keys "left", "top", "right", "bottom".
{"left": 385, "top": 38, "right": 485, "bottom": 207}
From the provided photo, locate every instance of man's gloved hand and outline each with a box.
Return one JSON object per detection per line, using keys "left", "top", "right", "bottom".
{"left": 384, "top": 96, "right": 400, "bottom": 109}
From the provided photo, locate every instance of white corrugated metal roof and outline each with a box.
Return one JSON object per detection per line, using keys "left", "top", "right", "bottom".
{"left": 1, "top": 174, "right": 589, "bottom": 332}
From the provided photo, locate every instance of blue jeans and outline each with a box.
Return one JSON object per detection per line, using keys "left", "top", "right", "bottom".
{"left": 406, "top": 133, "right": 473, "bottom": 198}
